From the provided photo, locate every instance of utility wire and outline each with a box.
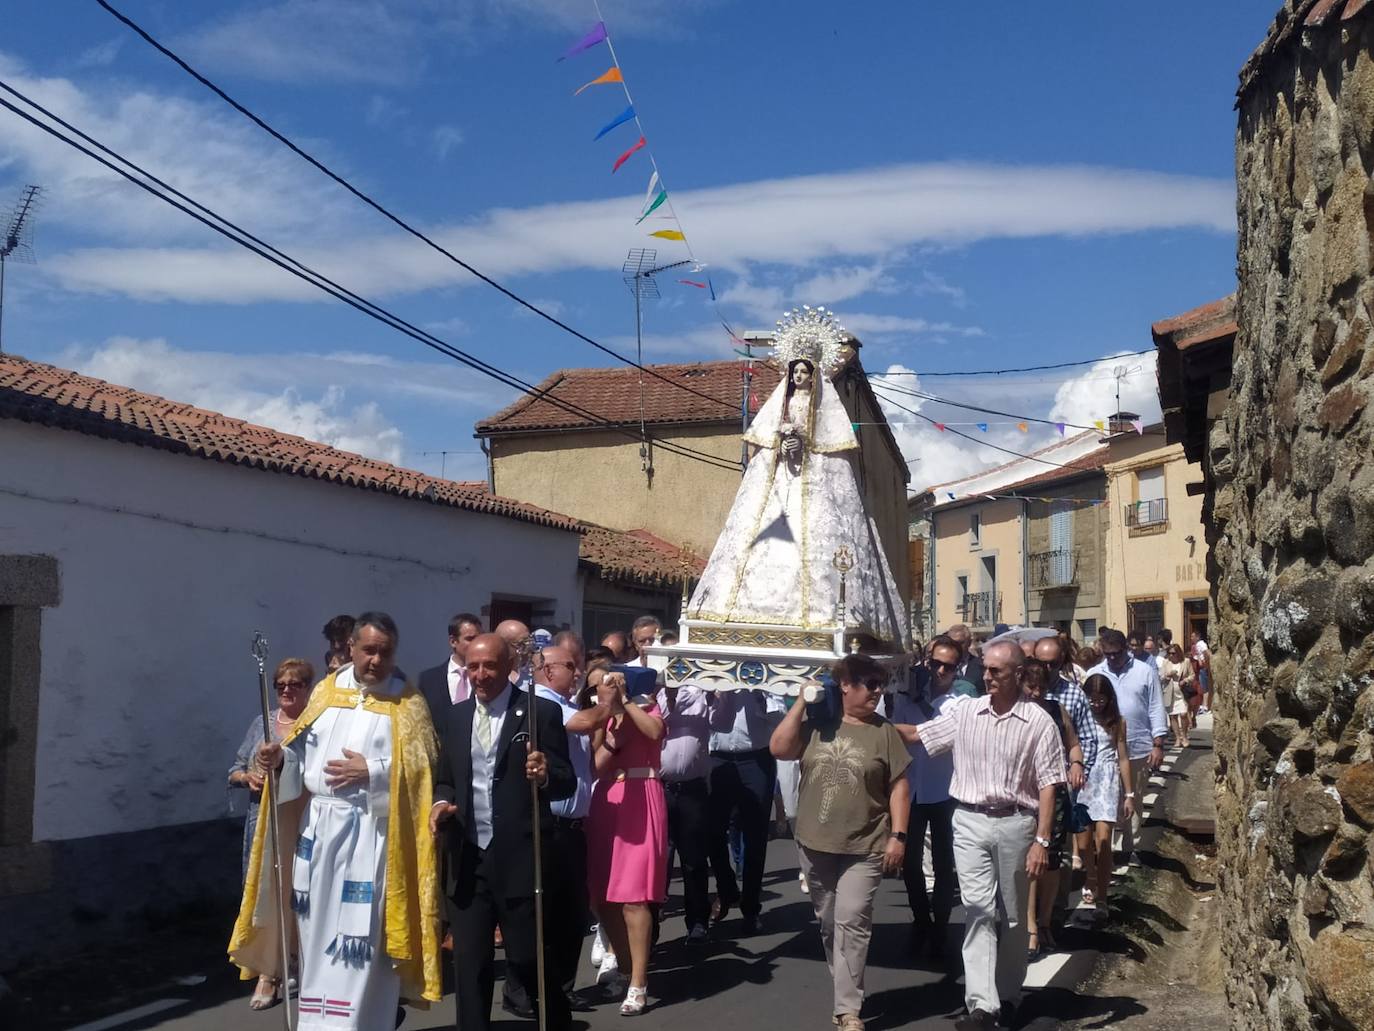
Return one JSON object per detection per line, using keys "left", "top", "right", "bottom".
{"left": 871, "top": 379, "right": 1108, "bottom": 434}
{"left": 95, "top": 0, "right": 741, "bottom": 417}
{"left": 869, "top": 384, "right": 1091, "bottom": 474}
{"left": 869, "top": 348, "right": 1154, "bottom": 377}
{"left": 0, "top": 85, "right": 741, "bottom": 474}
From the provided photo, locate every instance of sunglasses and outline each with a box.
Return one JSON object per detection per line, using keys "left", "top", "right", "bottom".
{"left": 275, "top": 680, "right": 306, "bottom": 692}
{"left": 927, "top": 659, "right": 956, "bottom": 673}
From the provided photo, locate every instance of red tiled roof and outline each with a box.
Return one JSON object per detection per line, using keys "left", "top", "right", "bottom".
{"left": 577, "top": 524, "right": 707, "bottom": 586}
{"left": 997, "top": 445, "right": 1111, "bottom": 494}
{"left": 475, "top": 360, "right": 779, "bottom": 435}
{"left": 0, "top": 352, "right": 579, "bottom": 532}
{"left": 1150, "top": 295, "right": 1237, "bottom": 351}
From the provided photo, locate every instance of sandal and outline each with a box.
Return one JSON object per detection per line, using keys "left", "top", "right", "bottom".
{"left": 620, "top": 985, "right": 647, "bottom": 1016}
{"left": 1027, "top": 931, "right": 1042, "bottom": 961}
{"left": 249, "top": 975, "right": 280, "bottom": 1011}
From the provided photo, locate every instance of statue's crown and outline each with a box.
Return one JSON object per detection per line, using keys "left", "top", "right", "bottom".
{"left": 771, "top": 305, "right": 852, "bottom": 377}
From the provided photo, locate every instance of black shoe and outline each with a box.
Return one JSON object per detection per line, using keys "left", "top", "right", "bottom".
{"left": 907, "top": 918, "right": 932, "bottom": 953}
{"left": 999, "top": 1002, "right": 1019, "bottom": 1028}
{"left": 926, "top": 931, "right": 947, "bottom": 963}
{"left": 740, "top": 913, "right": 760, "bottom": 935}
{"left": 501, "top": 996, "right": 535, "bottom": 1020}
{"left": 954, "top": 1010, "right": 997, "bottom": 1031}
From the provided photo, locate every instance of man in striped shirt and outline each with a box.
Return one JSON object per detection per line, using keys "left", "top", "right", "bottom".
{"left": 897, "top": 641, "right": 1065, "bottom": 1030}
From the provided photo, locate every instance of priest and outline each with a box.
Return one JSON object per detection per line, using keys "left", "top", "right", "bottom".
{"left": 229, "top": 611, "right": 441, "bottom": 1029}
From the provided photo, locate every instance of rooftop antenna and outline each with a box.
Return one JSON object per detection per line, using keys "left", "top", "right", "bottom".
{"left": 622, "top": 248, "right": 691, "bottom": 481}
{"left": 0, "top": 184, "right": 42, "bottom": 355}
{"left": 1110, "top": 363, "right": 1141, "bottom": 428}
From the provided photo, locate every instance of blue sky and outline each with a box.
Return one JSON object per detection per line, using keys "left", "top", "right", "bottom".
{"left": 1, "top": 2, "right": 1270, "bottom": 488}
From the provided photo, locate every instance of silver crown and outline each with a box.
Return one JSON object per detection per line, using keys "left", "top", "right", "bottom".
{"left": 771, "top": 305, "right": 852, "bottom": 376}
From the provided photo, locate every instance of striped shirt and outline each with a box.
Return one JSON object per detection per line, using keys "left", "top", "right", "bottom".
{"left": 918, "top": 694, "right": 1066, "bottom": 811}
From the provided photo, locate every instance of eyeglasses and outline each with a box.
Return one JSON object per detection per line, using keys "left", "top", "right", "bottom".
{"left": 544, "top": 661, "right": 577, "bottom": 672}
{"left": 275, "top": 680, "right": 306, "bottom": 692}
{"left": 927, "top": 659, "right": 956, "bottom": 673}
{"left": 860, "top": 681, "right": 885, "bottom": 693}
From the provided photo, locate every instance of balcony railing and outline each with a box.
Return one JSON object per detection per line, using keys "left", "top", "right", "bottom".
{"left": 1030, "top": 548, "right": 1079, "bottom": 589}
{"left": 1125, "top": 497, "right": 1169, "bottom": 528}
{"left": 958, "top": 590, "right": 1001, "bottom": 627}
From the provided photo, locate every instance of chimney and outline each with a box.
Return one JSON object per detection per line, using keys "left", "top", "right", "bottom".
{"left": 1107, "top": 410, "right": 1140, "bottom": 435}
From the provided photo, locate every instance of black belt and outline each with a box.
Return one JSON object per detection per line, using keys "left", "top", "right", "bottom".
{"left": 957, "top": 801, "right": 1035, "bottom": 819}
{"left": 552, "top": 816, "right": 584, "bottom": 830}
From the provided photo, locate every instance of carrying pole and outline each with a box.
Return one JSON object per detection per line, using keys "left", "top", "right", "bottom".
{"left": 253, "top": 632, "right": 296, "bottom": 1031}
{"left": 517, "top": 638, "right": 548, "bottom": 1031}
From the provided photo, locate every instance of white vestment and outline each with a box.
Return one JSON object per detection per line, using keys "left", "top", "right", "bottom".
{"left": 687, "top": 372, "right": 907, "bottom": 646}
{"left": 279, "top": 665, "right": 398, "bottom": 1030}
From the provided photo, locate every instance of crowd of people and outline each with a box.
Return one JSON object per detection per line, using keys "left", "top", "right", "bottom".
{"left": 225, "top": 610, "right": 1206, "bottom": 1031}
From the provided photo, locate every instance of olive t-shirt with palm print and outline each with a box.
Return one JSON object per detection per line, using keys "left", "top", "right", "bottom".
{"left": 795, "top": 717, "right": 911, "bottom": 856}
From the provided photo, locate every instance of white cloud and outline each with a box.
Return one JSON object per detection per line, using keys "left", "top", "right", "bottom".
{"left": 843, "top": 313, "right": 984, "bottom": 338}
{"left": 913, "top": 271, "right": 966, "bottom": 307}
{"left": 430, "top": 124, "right": 464, "bottom": 159}
{"left": 1, "top": 54, "right": 1234, "bottom": 314}
{"left": 1049, "top": 350, "right": 1161, "bottom": 425}
{"left": 56, "top": 337, "right": 504, "bottom": 465}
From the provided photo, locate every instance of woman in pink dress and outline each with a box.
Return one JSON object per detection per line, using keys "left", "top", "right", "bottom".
{"left": 583, "top": 661, "right": 668, "bottom": 1016}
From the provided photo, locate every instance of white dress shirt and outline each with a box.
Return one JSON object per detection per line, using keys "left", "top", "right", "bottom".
{"left": 469, "top": 684, "right": 513, "bottom": 848}
{"left": 534, "top": 684, "right": 593, "bottom": 820}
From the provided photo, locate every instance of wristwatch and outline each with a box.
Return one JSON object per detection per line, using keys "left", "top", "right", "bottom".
{"left": 1034, "top": 835, "right": 1051, "bottom": 848}
{"left": 890, "top": 831, "right": 908, "bottom": 843}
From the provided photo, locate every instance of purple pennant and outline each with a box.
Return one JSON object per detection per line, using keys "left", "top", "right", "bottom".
{"left": 1055, "top": 422, "right": 1066, "bottom": 435}
{"left": 557, "top": 22, "right": 607, "bottom": 61}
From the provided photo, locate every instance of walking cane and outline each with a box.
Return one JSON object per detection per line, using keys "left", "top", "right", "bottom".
{"left": 253, "top": 632, "right": 296, "bottom": 1031}
{"left": 520, "top": 637, "right": 550, "bottom": 1031}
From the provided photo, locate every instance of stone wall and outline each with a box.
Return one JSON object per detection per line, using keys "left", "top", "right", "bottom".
{"left": 1220, "top": 3, "right": 1374, "bottom": 1026}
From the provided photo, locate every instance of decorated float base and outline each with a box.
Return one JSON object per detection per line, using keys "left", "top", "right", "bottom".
{"left": 641, "top": 618, "right": 908, "bottom": 702}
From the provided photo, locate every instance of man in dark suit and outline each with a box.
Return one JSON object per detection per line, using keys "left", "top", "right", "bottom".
{"left": 431, "top": 633, "right": 576, "bottom": 1031}
{"left": 418, "top": 612, "right": 483, "bottom": 726}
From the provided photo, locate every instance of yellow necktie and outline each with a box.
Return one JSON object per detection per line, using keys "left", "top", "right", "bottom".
{"left": 476, "top": 702, "right": 492, "bottom": 752}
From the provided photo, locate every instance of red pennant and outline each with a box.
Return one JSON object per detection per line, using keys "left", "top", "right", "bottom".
{"left": 935, "top": 422, "right": 946, "bottom": 432}
{"left": 678, "top": 279, "right": 708, "bottom": 288}
{"left": 611, "top": 135, "right": 647, "bottom": 173}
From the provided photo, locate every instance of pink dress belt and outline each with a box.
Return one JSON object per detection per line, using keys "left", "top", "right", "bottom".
{"left": 614, "top": 767, "right": 660, "bottom": 782}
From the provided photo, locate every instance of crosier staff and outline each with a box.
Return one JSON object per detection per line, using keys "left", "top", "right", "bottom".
{"left": 252, "top": 632, "right": 296, "bottom": 1031}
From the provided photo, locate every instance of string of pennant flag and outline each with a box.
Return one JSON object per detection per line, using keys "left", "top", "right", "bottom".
{"left": 940, "top": 490, "right": 1108, "bottom": 506}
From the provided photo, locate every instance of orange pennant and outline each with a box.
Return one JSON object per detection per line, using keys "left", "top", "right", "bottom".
{"left": 575, "top": 66, "right": 624, "bottom": 95}
{"left": 1016, "top": 421, "right": 1028, "bottom": 432}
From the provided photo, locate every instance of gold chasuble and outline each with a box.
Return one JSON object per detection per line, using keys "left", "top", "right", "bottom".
{"left": 228, "top": 671, "right": 442, "bottom": 1006}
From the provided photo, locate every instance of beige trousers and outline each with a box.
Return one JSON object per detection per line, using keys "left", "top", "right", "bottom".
{"left": 798, "top": 847, "right": 885, "bottom": 1018}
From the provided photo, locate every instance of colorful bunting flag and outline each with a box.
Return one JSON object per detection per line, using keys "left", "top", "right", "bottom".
{"left": 650, "top": 229, "right": 685, "bottom": 240}
{"left": 947, "top": 492, "right": 956, "bottom": 500}
{"left": 1132, "top": 419, "right": 1144, "bottom": 435}
{"left": 934, "top": 422, "right": 946, "bottom": 432}
{"left": 1093, "top": 419, "right": 1105, "bottom": 431}
{"left": 976, "top": 422, "right": 988, "bottom": 432}
{"left": 679, "top": 279, "right": 708, "bottom": 288}
{"left": 612, "top": 136, "right": 646, "bottom": 173}
{"left": 574, "top": 66, "right": 624, "bottom": 94}
{"left": 558, "top": 22, "right": 608, "bottom": 61}
{"left": 708, "top": 277, "right": 717, "bottom": 301}
{"left": 594, "top": 105, "right": 636, "bottom": 140}
{"left": 1055, "top": 422, "right": 1066, "bottom": 435}
{"left": 1016, "top": 422, "right": 1028, "bottom": 432}
{"left": 636, "top": 189, "right": 668, "bottom": 224}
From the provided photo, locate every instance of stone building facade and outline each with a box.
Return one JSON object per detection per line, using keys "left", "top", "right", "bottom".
{"left": 1158, "top": 4, "right": 1374, "bottom": 1025}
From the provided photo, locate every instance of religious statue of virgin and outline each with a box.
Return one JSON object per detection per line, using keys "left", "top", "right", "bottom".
{"left": 686, "top": 306, "right": 907, "bottom": 651}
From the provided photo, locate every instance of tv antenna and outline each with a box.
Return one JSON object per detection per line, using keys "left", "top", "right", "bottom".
{"left": 622, "top": 248, "right": 691, "bottom": 480}
{"left": 1, "top": 184, "right": 43, "bottom": 355}
{"left": 1111, "top": 363, "right": 1141, "bottom": 425}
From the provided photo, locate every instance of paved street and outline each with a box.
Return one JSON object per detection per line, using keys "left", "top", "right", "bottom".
{"left": 64, "top": 719, "right": 1213, "bottom": 1031}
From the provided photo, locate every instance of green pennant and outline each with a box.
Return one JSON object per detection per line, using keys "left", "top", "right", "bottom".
{"left": 636, "top": 189, "right": 668, "bottom": 224}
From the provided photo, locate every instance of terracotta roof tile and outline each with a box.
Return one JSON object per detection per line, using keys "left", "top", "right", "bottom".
{"left": 475, "top": 360, "right": 779, "bottom": 435}
{"left": 1150, "top": 294, "right": 1237, "bottom": 351}
{"left": 0, "top": 352, "right": 579, "bottom": 533}
{"left": 577, "top": 523, "right": 706, "bottom": 586}
{"left": 996, "top": 446, "right": 1111, "bottom": 494}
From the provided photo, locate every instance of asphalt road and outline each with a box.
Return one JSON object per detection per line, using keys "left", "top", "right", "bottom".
{"left": 65, "top": 719, "right": 1214, "bottom": 1031}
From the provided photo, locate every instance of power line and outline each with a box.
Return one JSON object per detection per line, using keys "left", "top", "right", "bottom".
{"left": 869, "top": 348, "right": 1154, "bottom": 377}
{"left": 869, "top": 384, "right": 1090, "bottom": 474}
{"left": 95, "top": 0, "right": 741, "bottom": 418}
{"left": 871, "top": 379, "right": 1112, "bottom": 434}
{"left": 0, "top": 84, "right": 742, "bottom": 475}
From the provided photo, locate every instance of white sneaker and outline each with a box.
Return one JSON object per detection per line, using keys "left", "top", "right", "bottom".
{"left": 798, "top": 870, "right": 809, "bottom": 895}
{"left": 597, "top": 951, "right": 621, "bottom": 986}
{"left": 589, "top": 925, "right": 605, "bottom": 968}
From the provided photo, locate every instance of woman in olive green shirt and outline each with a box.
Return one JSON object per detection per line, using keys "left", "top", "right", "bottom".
{"left": 771, "top": 653, "right": 911, "bottom": 1031}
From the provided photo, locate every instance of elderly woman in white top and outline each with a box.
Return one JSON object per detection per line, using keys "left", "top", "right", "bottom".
{"left": 1156, "top": 644, "right": 1195, "bottom": 749}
